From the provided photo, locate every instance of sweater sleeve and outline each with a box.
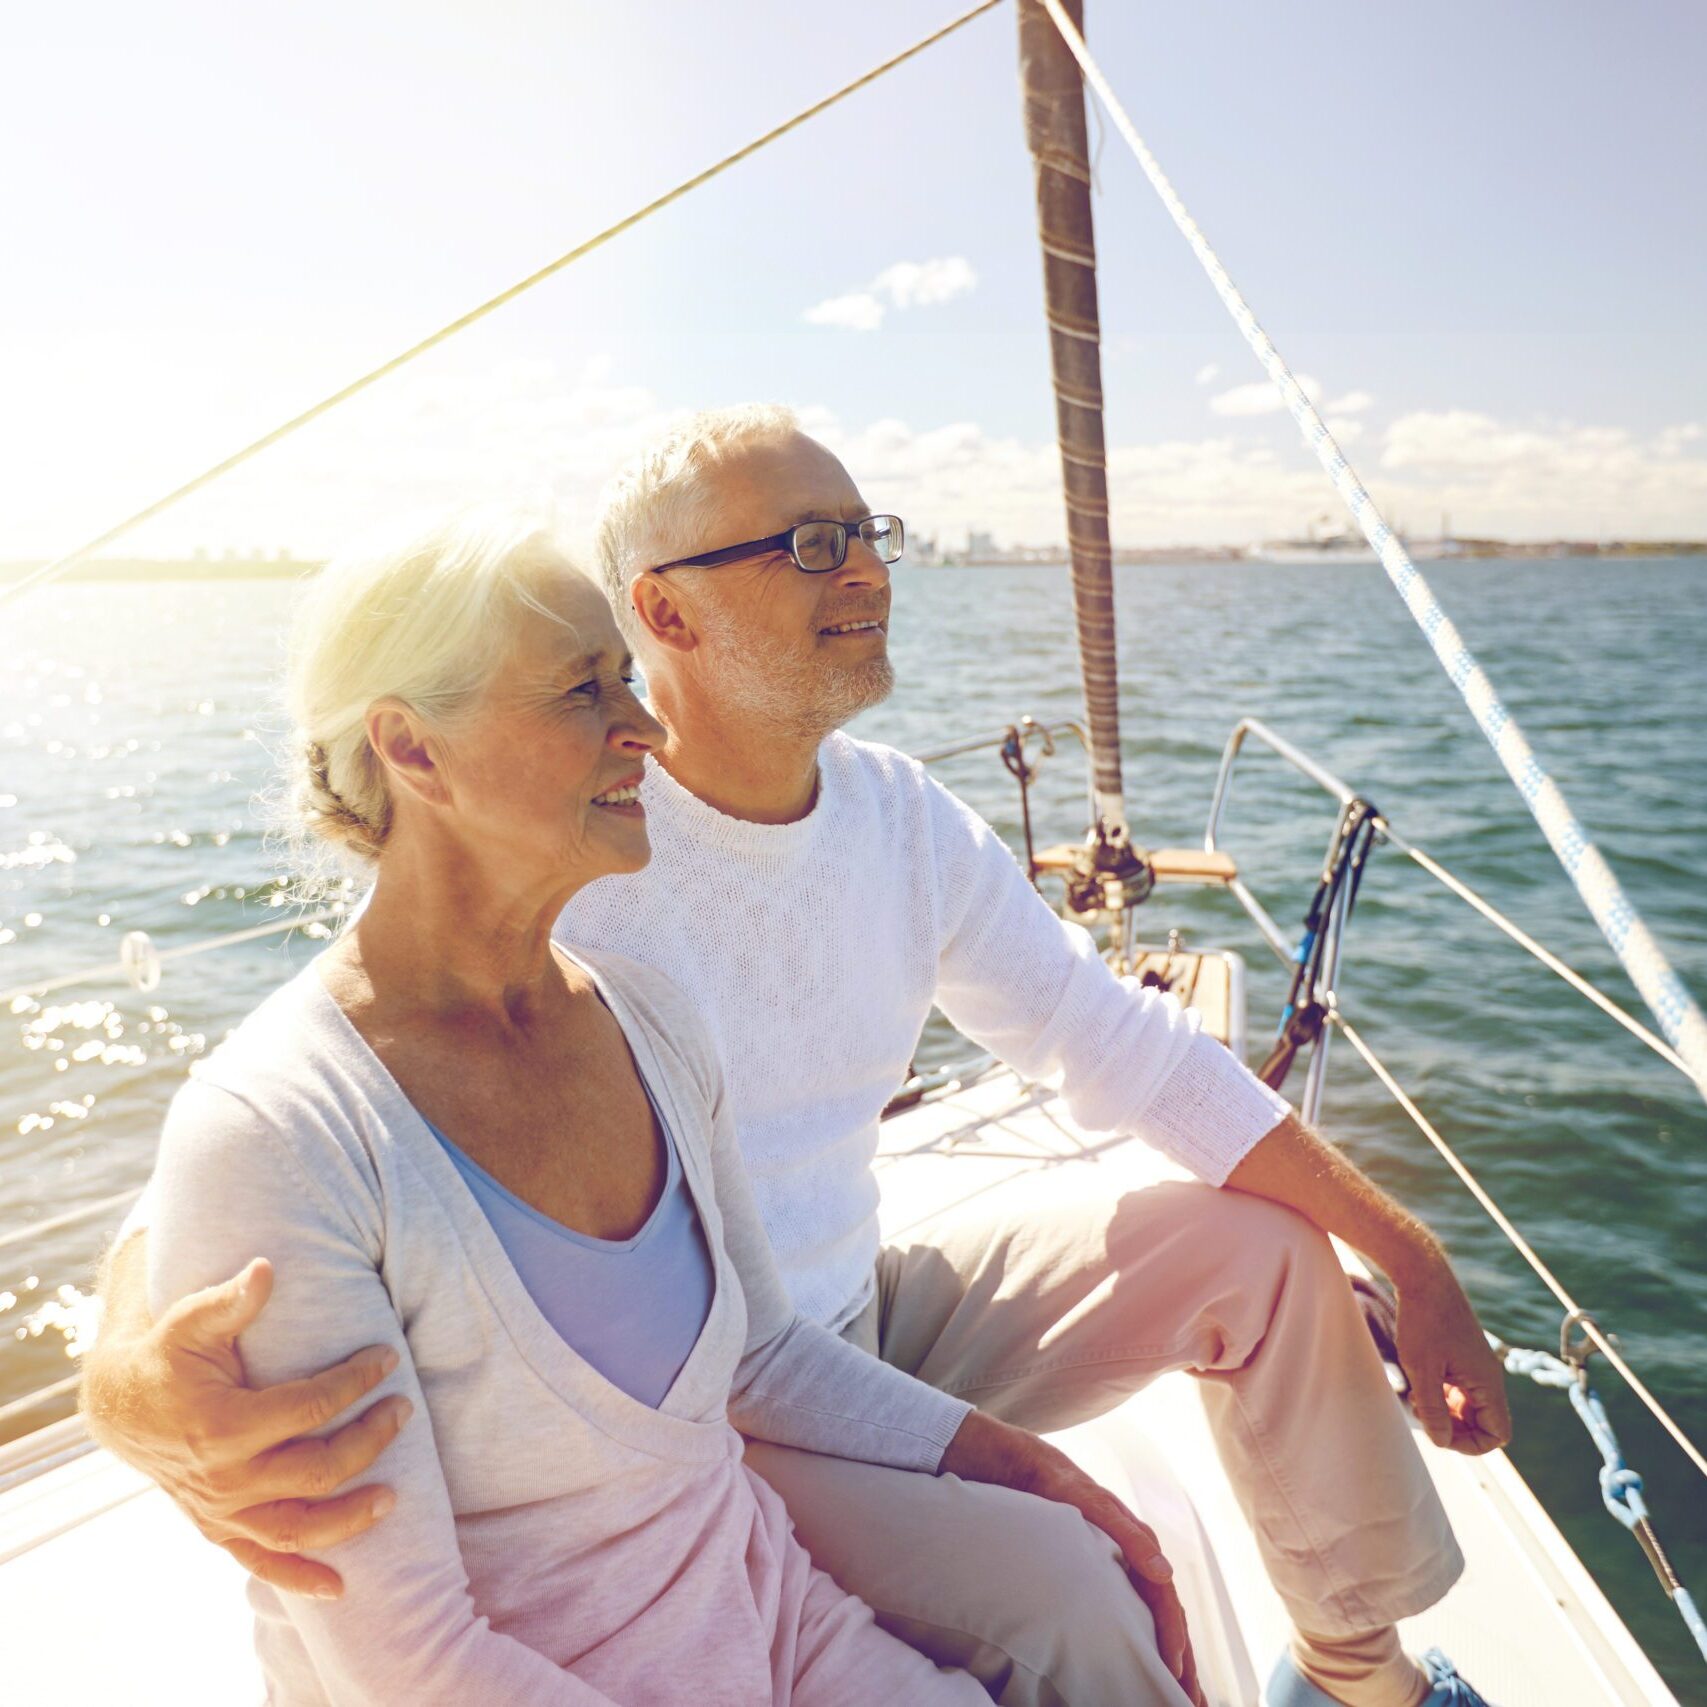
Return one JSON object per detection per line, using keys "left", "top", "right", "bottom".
{"left": 926, "top": 773, "right": 1291, "bottom": 1184}
{"left": 685, "top": 1015, "right": 971, "bottom": 1472}
{"left": 144, "top": 1077, "right": 618, "bottom": 1707}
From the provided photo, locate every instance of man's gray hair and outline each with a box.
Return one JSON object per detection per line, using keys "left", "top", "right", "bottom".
{"left": 592, "top": 403, "right": 801, "bottom": 639}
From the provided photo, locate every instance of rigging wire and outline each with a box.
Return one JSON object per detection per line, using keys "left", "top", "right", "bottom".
{"left": 0, "top": 1189, "right": 140, "bottom": 1259}
{"left": 0, "top": 0, "right": 1005, "bottom": 612}
{"left": 0, "top": 909, "right": 341, "bottom": 1009}
{"left": 1035, "top": 0, "right": 1707, "bottom": 1105}
{"left": 1330, "top": 1008, "right": 1707, "bottom": 1484}
{"left": 0, "top": 0, "right": 1696, "bottom": 1517}
{"left": 1377, "top": 822, "right": 1691, "bottom": 1080}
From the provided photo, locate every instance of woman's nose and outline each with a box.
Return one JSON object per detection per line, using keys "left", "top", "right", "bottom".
{"left": 614, "top": 692, "right": 666, "bottom": 753}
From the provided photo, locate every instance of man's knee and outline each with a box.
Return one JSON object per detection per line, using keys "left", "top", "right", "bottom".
{"left": 1110, "top": 1181, "right": 1339, "bottom": 1294}
{"left": 946, "top": 1486, "right": 1177, "bottom": 1701}
{"left": 749, "top": 1446, "right": 1189, "bottom": 1705}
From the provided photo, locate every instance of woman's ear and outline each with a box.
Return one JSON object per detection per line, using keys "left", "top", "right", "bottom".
{"left": 367, "top": 701, "right": 448, "bottom": 807}
{"left": 630, "top": 572, "right": 698, "bottom": 655}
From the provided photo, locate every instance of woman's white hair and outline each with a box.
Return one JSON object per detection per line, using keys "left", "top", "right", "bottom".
{"left": 282, "top": 504, "right": 578, "bottom": 870}
{"left": 592, "top": 403, "right": 800, "bottom": 640}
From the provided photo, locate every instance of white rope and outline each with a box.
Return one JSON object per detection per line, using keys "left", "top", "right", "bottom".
{"left": 0, "top": 1189, "right": 141, "bottom": 1257}
{"left": 0, "top": 908, "right": 341, "bottom": 1008}
{"left": 1037, "top": 0, "right": 1707, "bottom": 1104}
{"left": 0, "top": 0, "right": 1004, "bottom": 610}
{"left": 0, "top": 1375, "right": 80, "bottom": 1429}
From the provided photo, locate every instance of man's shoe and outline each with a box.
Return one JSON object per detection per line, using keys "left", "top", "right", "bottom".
{"left": 1418, "top": 1648, "right": 1497, "bottom": 1705}
{"left": 1262, "top": 1651, "right": 1341, "bottom": 1705}
{"left": 1264, "top": 1647, "right": 1499, "bottom": 1707}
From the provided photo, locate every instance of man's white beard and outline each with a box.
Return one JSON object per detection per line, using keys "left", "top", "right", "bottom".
{"left": 696, "top": 608, "right": 894, "bottom": 742}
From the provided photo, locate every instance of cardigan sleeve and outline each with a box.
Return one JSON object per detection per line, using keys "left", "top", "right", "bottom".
{"left": 664, "top": 995, "right": 971, "bottom": 1473}
{"left": 144, "top": 1076, "right": 618, "bottom": 1707}
{"left": 926, "top": 772, "right": 1291, "bottom": 1185}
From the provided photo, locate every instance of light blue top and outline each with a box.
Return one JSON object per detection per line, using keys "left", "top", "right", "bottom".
{"left": 424, "top": 1084, "right": 716, "bottom": 1410}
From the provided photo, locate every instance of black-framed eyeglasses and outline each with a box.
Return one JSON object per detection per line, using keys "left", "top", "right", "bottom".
{"left": 649, "top": 514, "right": 905, "bottom": 576}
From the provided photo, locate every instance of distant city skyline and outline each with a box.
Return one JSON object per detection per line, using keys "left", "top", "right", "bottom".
{"left": 4, "top": 1, "right": 1705, "bottom": 564}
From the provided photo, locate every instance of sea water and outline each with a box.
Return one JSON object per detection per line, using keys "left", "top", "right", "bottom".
{"left": 2, "top": 558, "right": 1704, "bottom": 1693}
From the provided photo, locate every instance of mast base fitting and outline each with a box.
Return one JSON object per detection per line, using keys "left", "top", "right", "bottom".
{"left": 1064, "top": 826, "right": 1155, "bottom": 915}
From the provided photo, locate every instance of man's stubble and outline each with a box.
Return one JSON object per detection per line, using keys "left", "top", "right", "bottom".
{"left": 694, "top": 603, "right": 895, "bottom": 745}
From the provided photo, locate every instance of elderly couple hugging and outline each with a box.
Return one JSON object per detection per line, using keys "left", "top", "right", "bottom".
{"left": 82, "top": 405, "right": 1507, "bottom": 1707}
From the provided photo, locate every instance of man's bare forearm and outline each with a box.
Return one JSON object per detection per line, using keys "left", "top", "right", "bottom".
{"left": 74, "top": 1235, "right": 408, "bottom": 1594}
{"left": 79, "top": 1228, "right": 155, "bottom": 1447}
{"left": 1228, "top": 1109, "right": 1513, "bottom": 1450}
{"left": 1226, "top": 1112, "right": 1445, "bottom": 1285}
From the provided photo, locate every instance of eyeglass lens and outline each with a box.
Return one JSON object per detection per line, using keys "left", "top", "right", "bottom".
{"left": 791, "top": 516, "right": 905, "bottom": 572}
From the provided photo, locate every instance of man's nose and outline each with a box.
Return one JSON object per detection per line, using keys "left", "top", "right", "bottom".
{"left": 833, "top": 536, "right": 891, "bottom": 591}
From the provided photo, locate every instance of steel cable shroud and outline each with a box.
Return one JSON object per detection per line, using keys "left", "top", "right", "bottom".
{"left": 0, "top": 0, "right": 1005, "bottom": 612}
{"left": 1036, "top": 0, "right": 1707, "bottom": 1103}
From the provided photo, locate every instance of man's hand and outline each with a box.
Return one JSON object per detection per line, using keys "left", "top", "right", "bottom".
{"left": 940, "top": 1410, "right": 1204, "bottom": 1706}
{"left": 1391, "top": 1253, "right": 1512, "bottom": 1455}
{"left": 81, "top": 1240, "right": 411, "bottom": 1597}
{"left": 1226, "top": 1112, "right": 1513, "bottom": 1458}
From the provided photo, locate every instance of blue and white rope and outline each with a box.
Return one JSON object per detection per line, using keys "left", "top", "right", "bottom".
{"left": 1500, "top": 1341, "right": 1707, "bottom": 1663}
{"left": 1038, "top": 0, "right": 1707, "bottom": 1100}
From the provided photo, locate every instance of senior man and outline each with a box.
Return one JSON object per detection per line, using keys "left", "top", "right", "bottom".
{"left": 84, "top": 406, "right": 1505, "bottom": 1707}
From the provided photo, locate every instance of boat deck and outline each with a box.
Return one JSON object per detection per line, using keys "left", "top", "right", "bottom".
{"left": 874, "top": 1066, "right": 1679, "bottom": 1706}
{"left": 0, "top": 1064, "right": 1680, "bottom": 1705}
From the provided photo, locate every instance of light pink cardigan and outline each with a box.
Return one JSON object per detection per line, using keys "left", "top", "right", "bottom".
{"left": 144, "top": 947, "right": 985, "bottom": 1705}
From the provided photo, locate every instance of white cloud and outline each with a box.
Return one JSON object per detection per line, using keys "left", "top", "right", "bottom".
{"left": 9, "top": 353, "right": 1705, "bottom": 563}
{"left": 815, "top": 404, "right": 1707, "bottom": 546}
{"left": 813, "top": 413, "right": 1330, "bottom": 547}
{"left": 802, "top": 292, "right": 886, "bottom": 332}
{"left": 1377, "top": 410, "right": 1707, "bottom": 535}
{"left": 1325, "top": 390, "right": 1374, "bottom": 414}
{"left": 1194, "top": 362, "right": 1220, "bottom": 386}
{"left": 1208, "top": 374, "right": 1323, "bottom": 417}
{"left": 803, "top": 256, "right": 977, "bottom": 331}
{"left": 870, "top": 257, "right": 976, "bottom": 309}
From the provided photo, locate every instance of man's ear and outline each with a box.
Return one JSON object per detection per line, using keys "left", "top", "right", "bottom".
{"left": 630, "top": 572, "right": 698, "bottom": 656}
{"left": 367, "top": 701, "right": 448, "bottom": 807}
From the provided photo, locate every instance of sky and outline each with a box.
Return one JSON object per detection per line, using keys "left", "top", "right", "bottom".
{"left": 3, "top": 0, "right": 1706, "bottom": 559}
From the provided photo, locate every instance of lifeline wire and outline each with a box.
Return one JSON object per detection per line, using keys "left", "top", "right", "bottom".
{"left": 0, "top": 0, "right": 1004, "bottom": 611}
{"left": 1036, "top": 0, "right": 1707, "bottom": 1103}
{"left": 1331, "top": 1009, "right": 1707, "bottom": 1484}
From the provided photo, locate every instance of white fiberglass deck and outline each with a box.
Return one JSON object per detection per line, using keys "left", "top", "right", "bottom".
{"left": 0, "top": 1065, "right": 1680, "bottom": 1705}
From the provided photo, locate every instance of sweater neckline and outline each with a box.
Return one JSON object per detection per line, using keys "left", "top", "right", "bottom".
{"left": 644, "top": 736, "right": 844, "bottom": 862}
{"left": 296, "top": 950, "right": 739, "bottom": 1459}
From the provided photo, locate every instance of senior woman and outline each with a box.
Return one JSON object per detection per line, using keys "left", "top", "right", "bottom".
{"left": 140, "top": 510, "right": 991, "bottom": 1705}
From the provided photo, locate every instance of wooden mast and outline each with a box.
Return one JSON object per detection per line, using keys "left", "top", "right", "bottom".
{"left": 1017, "top": 0, "right": 1150, "bottom": 909}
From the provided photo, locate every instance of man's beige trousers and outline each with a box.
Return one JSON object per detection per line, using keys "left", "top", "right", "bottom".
{"left": 745, "top": 1179, "right": 1461, "bottom": 1707}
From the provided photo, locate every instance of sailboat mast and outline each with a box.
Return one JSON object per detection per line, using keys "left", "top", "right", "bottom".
{"left": 1016, "top": 0, "right": 1144, "bottom": 891}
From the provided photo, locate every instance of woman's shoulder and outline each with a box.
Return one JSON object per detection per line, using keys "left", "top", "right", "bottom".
{"left": 160, "top": 958, "right": 390, "bottom": 1200}
{"left": 187, "top": 961, "right": 353, "bottom": 1099}
{"left": 572, "top": 946, "right": 722, "bottom": 1102}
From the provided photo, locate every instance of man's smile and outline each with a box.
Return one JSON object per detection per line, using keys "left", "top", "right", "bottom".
{"left": 818, "top": 618, "right": 888, "bottom": 637}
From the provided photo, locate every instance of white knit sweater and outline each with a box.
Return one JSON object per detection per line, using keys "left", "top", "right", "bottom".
{"left": 559, "top": 733, "right": 1291, "bottom": 1330}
